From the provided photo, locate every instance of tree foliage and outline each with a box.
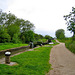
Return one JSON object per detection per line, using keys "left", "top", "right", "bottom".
{"left": 64, "top": 7, "right": 75, "bottom": 36}
{"left": 0, "top": 9, "right": 53, "bottom": 43}
{"left": 44, "top": 35, "right": 52, "bottom": 39}
{"left": 0, "top": 25, "right": 11, "bottom": 43}
{"left": 34, "top": 33, "right": 44, "bottom": 41}
{"left": 23, "top": 30, "right": 34, "bottom": 43}
{"left": 0, "top": 9, "right": 35, "bottom": 43}
{"left": 7, "top": 24, "right": 20, "bottom": 38}
{"left": 55, "top": 29, "right": 65, "bottom": 39}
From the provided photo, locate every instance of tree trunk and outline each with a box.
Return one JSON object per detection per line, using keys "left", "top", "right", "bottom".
{"left": 73, "top": 32, "right": 75, "bottom": 37}
{"left": 72, "top": 32, "right": 75, "bottom": 40}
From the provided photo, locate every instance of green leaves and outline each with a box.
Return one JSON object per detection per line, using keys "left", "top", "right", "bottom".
{"left": 64, "top": 7, "right": 75, "bottom": 36}
{"left": 65, "top": 40, "right": 75, "bottom": 53}
{"left": 7, "top": 24, "right": 20, "bottom": 37}
{"left": 0, "top": 25, "right": 11, "bottom": 43}
{"left": 0, "top": 9, "right": 35, "bottom": 43}
{"left": 55, "top": 29, "right": 65, "bottom": 39}
{"left": 44, "top": 35, "right": 52, "bottom": 39}
{"left": 23, "top": 30, "right": 34, "bottom": 43}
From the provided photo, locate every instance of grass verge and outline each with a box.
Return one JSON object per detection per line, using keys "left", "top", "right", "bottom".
{"left": 0, "top": 43, "right": 28, "bottom": 51}
{"left": 58, "top": 39, "right": 75, "bottom": 54}
{"left": 0, "top": 46, "right": 52, "bottom": 75}
{"left": 65, "top": 41, "right": 75, "bottom": 54}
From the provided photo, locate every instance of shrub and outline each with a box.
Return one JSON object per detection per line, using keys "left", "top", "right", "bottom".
{"left": 65, "top": 41, "right": 75, "bottom": 53}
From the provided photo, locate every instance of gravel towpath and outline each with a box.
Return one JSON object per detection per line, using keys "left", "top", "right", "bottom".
{"left": 47, "top": 40, "right": 75, "bottom": 75}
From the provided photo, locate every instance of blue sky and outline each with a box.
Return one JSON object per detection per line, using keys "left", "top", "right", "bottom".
{"left": 0, "top": 0, "right": 75, "bottom": 37}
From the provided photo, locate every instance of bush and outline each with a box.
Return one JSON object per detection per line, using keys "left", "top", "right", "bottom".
{"left": 12, "top": 34, "right": 21, "bottom": 43}
{"left": 65, "top": 41, "right": 75, "bottom": 53}
{"left": 0, "top": 32, "right": 11, "bottom": 43}
{"left": 58, "top": 38, "right": 75, "bottom": 54}
{"left": 72, "top": 35, "right": 75, "bottom": 41}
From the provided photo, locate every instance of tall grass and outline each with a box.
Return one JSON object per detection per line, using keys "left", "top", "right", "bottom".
{"left": 58, "top": 38, "right": 75, "bottom": 54}
{"left": 65, "top": 41, "right": 75, "bottom": 53}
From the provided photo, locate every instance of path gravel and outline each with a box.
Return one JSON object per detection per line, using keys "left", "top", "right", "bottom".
{"left": 47, "top": 40, "right": 75, "bottom": 75}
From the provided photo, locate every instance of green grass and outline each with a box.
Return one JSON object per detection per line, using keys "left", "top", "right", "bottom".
{"left": 34, "top": 39, "right": 48, "bottom": 43}
{"left": 38, "top": 39, "right": 48, "bottom": 42}
{"left": 58, "top": 39, "right": 75, "bottom": 54}
{"left": 65, "top": 41, "right": 75, "bottom": 53}
{"left": 0, "top": 46, "right": 52, "bottom": 75}
{"left": 0, "top": 43, "right": 28, "bottom": 51}
{"left": 51, "top": 40, "right": 59, "bottom": 44}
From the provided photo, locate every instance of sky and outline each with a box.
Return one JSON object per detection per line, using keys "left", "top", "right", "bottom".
{"left": 0, "top": 0, "right": 75, "bottom": 37}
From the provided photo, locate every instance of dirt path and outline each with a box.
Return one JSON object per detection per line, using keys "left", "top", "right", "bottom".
{"left": 47, "top": 41, "right": 75, "bottom": 75}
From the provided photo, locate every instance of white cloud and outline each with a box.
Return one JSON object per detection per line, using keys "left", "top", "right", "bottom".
{"left": 1, "top": 0, "right": 75, "bottom": 37}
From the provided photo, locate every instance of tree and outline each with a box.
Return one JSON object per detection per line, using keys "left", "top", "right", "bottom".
{"left": 21, "top": 35, "right": 25, "bottom": 43}
{"left": 34, "top": 33, "right": 44, "bottom": 41}
{"left": 0, "top": 9, "right": 7, "bottom": 25}
{"left": 0, "top": 10, "right": 17, "bottom": 27}
{"left": 21, "top": 20, "right": 35, "bottom": 32}
{"left": 34, "top": 33, "right": 39, "bottom": 40}
{"left": 55, "top": 29, "right": 65, "bottom": 39}
{"left": 38, "top": 34, "right": 44, "bottom": 39}
{"left": 23, "top": 30, "right": 34, "bottom": 43}
{"left": 5, "top": 13, "right": 17, "bottom": 26}
{"left": 0, "top": 9, "right": 35, "bottom": 43}
{"left": 7, "top": 24, "right": 20, "bottom": 38}
{"left": 64, "top": 7, "right": 75, "bottom": 37}
{"left": 44, "top": 35, "right": 52, "bottom": 39}
{"left": 12, "top": 34, "right": 21, "bottom": 43}
{"left": 0, "top": 25, "right": 11, "bottom": 43}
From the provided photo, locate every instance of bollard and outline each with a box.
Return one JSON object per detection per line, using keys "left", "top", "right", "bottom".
{"left": 5, "top": 52, "right": 11, "bottom": 64}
